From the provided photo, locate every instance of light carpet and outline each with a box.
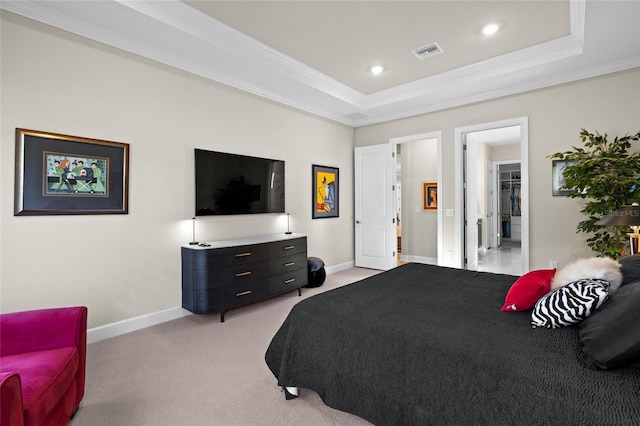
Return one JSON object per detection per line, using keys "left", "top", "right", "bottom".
{"left": 70, "top": 267, "right": 380, "bottom": 426}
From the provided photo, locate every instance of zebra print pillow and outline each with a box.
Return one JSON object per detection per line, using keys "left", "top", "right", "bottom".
{"left": 531, "top": 279, "right": 610, "bottom": 329}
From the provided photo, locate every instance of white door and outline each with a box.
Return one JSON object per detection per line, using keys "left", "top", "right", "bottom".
{"left": 354, "top": 145, "right": 395, "bottom": 270}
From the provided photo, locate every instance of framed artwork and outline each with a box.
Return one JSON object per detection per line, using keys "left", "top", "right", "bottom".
{"left": 14, "top": 128, "right": 129, "bottom": 215}
{"left": 422, "top": 181, "right": 437, "bottom": 211}
{"left": 551, "top": 160, "right": 576, "bottom": 196}
{"left": 312, "top": 164, "right": 339, "bottom": 219}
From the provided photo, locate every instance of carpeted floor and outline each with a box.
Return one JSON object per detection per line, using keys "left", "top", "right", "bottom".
{"left": 70, "top": 267, "right": 380, "bottom": 426}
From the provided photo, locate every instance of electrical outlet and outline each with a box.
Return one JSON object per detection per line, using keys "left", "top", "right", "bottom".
{"left": 549, "top": 260, "right": 558, "bottom": 269}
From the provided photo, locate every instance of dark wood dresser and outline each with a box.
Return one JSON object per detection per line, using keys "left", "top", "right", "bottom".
{"left": 181, "top": 234, "right": 307, "bottom": 321}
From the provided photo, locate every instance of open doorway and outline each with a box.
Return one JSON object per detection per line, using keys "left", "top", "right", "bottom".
{"left": 390, "top": 132, "right": 442, "bottom": 267}
{"left": 454, "top": 117, "right": 529, "bottom": 275}
{"left": 477, "top": 161, "right": 522, "bottom": 274}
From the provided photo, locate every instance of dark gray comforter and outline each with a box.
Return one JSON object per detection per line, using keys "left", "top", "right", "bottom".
{"left": 265, "top": 263, "right": 640, "bottom": 425}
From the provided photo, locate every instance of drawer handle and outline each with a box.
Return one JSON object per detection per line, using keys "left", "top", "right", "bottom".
{"left": 284, "top": 262, "right": 295, "bottom": 267}
{"left": 283, "top": 245, "right": 294, "bottom": 250}
{"left": 235, "top": 252, "right": 252, "bottom": 257}
{"left": 284, "top": 278, "right": 296, "bottom": 284}
{"left": 236, "top": 290, "right": 252, "bottom": 297}
{"left": 235, "top": 271, "right": 252, "bottom": 277}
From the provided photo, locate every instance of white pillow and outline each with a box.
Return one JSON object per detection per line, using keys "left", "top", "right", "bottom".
{"left": 551, "top": 257, "right": 622, "bottom": 292}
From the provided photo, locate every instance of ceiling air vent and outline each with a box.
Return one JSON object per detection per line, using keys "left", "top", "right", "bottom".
{"left": 412, "top": 42, "right": 443, "bottom": 60}
{"left": 345, "top": 112, "right": 367, "bottom": 120}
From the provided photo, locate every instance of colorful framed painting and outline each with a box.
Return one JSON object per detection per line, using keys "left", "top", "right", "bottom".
{"left": 14, "top": 128, "right": 129, "bottom": 215}
{"left": 422, "top": 181, "right": 437, "bottom": 211}
{"left": 551, "top": 159, "right": 576, "bottom": 196}
{"left": 312, "top": 164, "right": 339, "bottom": 219}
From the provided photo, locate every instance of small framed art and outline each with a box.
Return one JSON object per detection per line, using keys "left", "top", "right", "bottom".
{"left": 14, "top": 128, "right": 129, "bottom": 215}
{"left": 551, "top": 160, "right": 576, "bottom": 196}
{"left": 422, "top": 181, "right": 437, "bottom": 210}
{"left": 312, "top": 164, "right": 339, "bottom": 219}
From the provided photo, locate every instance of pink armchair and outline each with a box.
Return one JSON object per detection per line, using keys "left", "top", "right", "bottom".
{"left": 0, "top": 306, "right": 87, "bottom": 426}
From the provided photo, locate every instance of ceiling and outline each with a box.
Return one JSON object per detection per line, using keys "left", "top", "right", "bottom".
{"left": 2, "top": 1, "right": 639, "bottom": 127}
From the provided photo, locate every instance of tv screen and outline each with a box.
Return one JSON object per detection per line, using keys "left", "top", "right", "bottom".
{"left": 194, "top": 149, "right": 285, "bottom": 216}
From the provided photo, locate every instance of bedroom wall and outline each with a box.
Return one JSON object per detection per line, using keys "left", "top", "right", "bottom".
{"left": 400, "top": 140, "right": 438, "bottom": 262}
{"left": 354, "top": 68, "right": 640, "bottom": 270}
{"left": 0, "top": 12, "right": 355, "bottom": 328}
{"left": 490, "top": 144, "right": 520, "bottom": 162}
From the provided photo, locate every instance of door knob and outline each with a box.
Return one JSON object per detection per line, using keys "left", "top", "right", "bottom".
{"left": 356, "top": 220, "right": 361, "bottom": 224}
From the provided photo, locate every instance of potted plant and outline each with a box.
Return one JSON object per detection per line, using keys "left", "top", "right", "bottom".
{"left": 549, "top": 129, "right": 640, "bottom": 258}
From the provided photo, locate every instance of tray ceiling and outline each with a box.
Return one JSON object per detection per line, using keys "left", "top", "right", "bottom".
{"left": 2, "top": 0, "right": 639, "bottom": 126}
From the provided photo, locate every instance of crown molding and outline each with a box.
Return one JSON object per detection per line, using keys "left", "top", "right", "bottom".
{"left": 3, "top": 0, "right": 637, "bottom": 128}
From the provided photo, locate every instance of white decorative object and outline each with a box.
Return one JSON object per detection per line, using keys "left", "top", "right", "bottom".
{"left": 551, "top": 257, "right": 623, "bottom": 292}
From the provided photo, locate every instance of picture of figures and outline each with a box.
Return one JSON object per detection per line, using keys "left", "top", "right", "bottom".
{"left": 15, "top": 128, "right": 128, "bottom": 215}
{"left": 45, "top": 152, "right": 108, "bottom": 196}
{"left": 312, "top": 165, "right": 339, "bottom": 218}
{"left": 423, "top": 181, "right": 437, "bottom": 211}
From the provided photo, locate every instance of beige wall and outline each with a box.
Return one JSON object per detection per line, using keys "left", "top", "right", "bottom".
{"left": 0, "top": 13, "right": 355, "bottom": 327}
{"left": 490, "top": 144, "right": 521, "bottom": 162}
{"left": 355, "top": 68, "right": 640, "bottom": 270}
{"left": 399, "top": 139, "right": 438, "bottom": 261}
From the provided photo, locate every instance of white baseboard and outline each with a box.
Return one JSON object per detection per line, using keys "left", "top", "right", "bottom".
{"left": 87, "top": 262, "right": 355, "bottom": 344}
{"left": 325, "top": 260, "right": 355, "bottom": 275}
{"left": 87, "top": 306, "right": 192, "bottom": 344}
{"left": 399, "top": 255, "right": 437, "bottom": 265}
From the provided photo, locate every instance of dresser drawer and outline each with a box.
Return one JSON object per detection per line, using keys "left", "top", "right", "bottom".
{"left": 191, "top": 261, "right": 268, "bottom": 290}
{"left": 269, "top": 237, "right": 306, "bottom": 258}
{"left": 268, "top": 252, "right": 307, "bottom": 276}
{"left": 192, "top": 243, "right": 269, "bottom": 269}
{"left": 269, "top": 268, "right": 307, "bottom": 294}
{"left": 182, "top": 234, "right": 307, "bottom": 320}
{"left": 191, "top": 283, "right": 269, "bottom": 313}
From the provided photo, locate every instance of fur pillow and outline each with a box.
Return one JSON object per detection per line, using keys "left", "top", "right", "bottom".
{"left": 551, "top": 257, "right": 622, "bottom": 292}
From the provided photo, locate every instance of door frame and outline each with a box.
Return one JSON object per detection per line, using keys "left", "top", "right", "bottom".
{"left": 389, "top": 131, "right": 443, "bottom": 266}
{"left": 454, "top": 117, "right": 529, "bottom": 272}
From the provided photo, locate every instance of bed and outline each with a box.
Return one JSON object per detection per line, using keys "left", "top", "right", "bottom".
{"left": 265, "top": 262, "right": 640, "bottom": 425}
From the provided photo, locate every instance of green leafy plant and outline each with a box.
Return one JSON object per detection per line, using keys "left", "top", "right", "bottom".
{"left": 549, "top": 129, "right": 640, "bottom": 258}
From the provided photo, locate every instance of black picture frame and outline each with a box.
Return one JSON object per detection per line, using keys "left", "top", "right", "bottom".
{"left": 14, "top": 128, "right": 129, "bottom": 215}
{"left": 312, "top": 164, "right": 339, "bottom": 219}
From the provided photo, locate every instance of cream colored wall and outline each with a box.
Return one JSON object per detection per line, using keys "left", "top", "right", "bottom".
{"left": 489, "top": 144, "right": 520, "bottom": 162}
{"left": 0, "top": 13, "right": 354, "bottom": 327}
{"left": 354, "top": 68, "right": 640, "bottom": 270}
{"left": 400, "top": 140, "right": 437, "bottom": 260}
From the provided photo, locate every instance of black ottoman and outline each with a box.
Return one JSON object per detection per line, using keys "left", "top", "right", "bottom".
{"left": 306, "top": 257, "right": 326, "bottom": 288}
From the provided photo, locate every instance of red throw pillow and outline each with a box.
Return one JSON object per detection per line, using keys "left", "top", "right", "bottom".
{"left": 501, "top": 269, "right": 556, "bottom": 312}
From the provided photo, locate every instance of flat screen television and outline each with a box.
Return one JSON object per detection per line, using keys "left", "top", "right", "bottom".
{"left": 194, "top": 149, "right": 285, "bottom": 216}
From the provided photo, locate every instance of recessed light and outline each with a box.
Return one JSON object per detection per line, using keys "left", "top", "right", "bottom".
{"left": 370, "top": 65, "right": 384, "bottom": 75}
{"left": 482, "top": 23, "right": 499, "bottom": 36}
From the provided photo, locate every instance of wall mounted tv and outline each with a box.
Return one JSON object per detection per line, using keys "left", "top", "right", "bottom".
{"left": 194, "top": 149, "right": 285, "bottom": 216}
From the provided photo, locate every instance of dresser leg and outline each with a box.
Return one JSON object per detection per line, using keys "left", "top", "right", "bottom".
{"left": 297, "top": 288, "right": 302, "bottom": 296}
{"left": 220, "top": 310, "right": 226, "bottom": 322}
